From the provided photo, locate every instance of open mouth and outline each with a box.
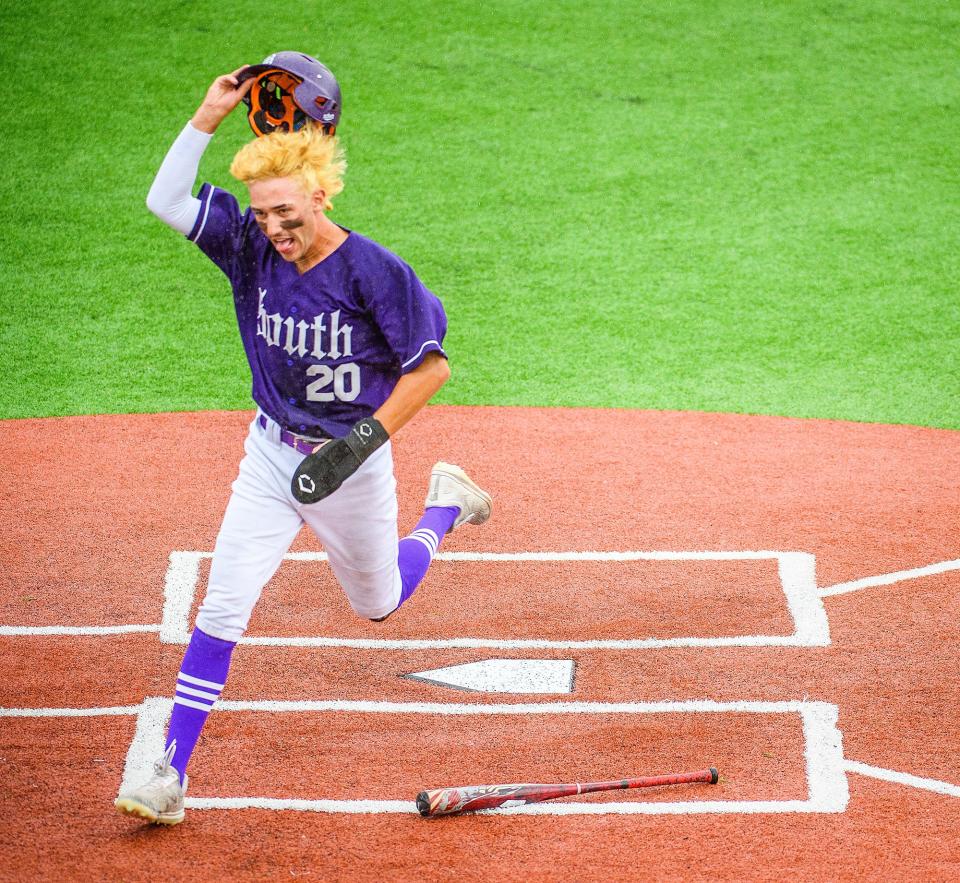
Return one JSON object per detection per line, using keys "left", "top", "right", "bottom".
{"left": 273, "top": 237, "right": 297, "bottom": 256}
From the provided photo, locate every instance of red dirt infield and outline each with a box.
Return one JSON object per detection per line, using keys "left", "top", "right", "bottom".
{"left": 1, "top": 405, "right": 958, "bottom": 881}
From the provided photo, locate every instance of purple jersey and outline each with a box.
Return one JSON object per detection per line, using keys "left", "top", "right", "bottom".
{"left": 186, "top": 184, "right": 447, "bottom": 438}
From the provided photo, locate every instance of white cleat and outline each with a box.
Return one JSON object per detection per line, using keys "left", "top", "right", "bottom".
{"left": 114, "top": 742, "right": 187, "bottom": 826}
{"left": 425, "top": 462, "right": 492, "bottom": 531}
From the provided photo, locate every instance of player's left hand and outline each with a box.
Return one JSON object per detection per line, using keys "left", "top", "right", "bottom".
{"left": 291, "top": 417, "right": 390, "bottom": 504}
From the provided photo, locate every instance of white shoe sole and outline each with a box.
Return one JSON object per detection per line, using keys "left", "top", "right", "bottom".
{"left": 430, "top": 462, "right": 492, "bottom": 526}
{"left": 115, "top": 796, "right": 185, "bottom": 825}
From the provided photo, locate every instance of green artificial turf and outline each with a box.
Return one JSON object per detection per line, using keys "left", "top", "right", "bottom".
{"left": 1, "top": 0, "right": 957, "bottom": 427}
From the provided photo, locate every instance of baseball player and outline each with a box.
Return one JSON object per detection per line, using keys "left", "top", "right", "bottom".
{"left": 115, "top": 54, "right": 492, "bottom": 825}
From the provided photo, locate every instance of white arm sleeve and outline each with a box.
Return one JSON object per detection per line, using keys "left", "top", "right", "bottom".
{"left": 145, "top": 122, "right": 215, "bottom": 236}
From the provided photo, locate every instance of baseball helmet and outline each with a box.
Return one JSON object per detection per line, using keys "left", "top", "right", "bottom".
{"left": 238, "top": 52, "right": 342, "bottom": 136}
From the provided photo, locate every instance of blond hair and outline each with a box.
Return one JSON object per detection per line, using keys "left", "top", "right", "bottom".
{"left": 230, "top": 125, "right": 346, "bottom": 210}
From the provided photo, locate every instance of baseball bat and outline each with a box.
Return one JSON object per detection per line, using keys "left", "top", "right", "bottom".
{"left": 416, "top": 767, "right": 718, "bottom": 817}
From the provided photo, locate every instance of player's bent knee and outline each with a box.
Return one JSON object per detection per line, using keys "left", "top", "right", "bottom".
{"left": 195, "top": 596, "right": 254, "bottom": 644}
{"left": 332, "top": 564, "right": 403, "bottom": 622}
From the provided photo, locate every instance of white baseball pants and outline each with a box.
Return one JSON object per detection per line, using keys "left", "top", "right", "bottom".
{"left": 195, "top": 413, "right": 403, "bottom": 641}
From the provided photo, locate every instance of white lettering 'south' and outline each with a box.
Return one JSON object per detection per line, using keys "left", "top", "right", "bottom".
{"left": 256, "top": 288, "right": 353, "bottom": 361}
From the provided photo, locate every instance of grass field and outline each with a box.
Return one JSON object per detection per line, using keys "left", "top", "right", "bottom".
{"left": 1, "top": 0, "right": 957, "bottom": 427}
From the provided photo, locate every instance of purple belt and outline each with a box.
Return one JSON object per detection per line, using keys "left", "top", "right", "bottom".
{"left": 257, "top": 415, "right": 331, "bottom": 455}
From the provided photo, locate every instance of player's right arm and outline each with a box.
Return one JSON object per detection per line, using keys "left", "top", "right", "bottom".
{"left": 145, "top": 68, "right": 252, "bottom": 235}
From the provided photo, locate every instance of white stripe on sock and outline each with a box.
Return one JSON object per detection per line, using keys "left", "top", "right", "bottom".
{"left": 174, "top": 695, "right": 216, "bottom": 712}
{"left": 411, "top": 531, "right": 437, "bottom": 552}
{"left": 175, "top": 683, "right": 220, "bottom": 702}
{"left": 409, "top": 529, "right": 439, "bottom": 556}
{"left": 407, "top": 534, "right": 437, "bottom": 556}
{"left": 409, "top": 529, "right": 439, "bottom": 554}
{"left": 178, "top": 672, "right": 226, "bottom": 690}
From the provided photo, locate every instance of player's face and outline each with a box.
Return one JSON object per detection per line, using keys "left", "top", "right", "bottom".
{"left": 248, "top": 177, "right": 320, "bottom": 263}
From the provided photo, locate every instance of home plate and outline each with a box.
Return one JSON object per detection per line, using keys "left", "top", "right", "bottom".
{"left": 403, "top": 659, "right": 575, "bottom": 693}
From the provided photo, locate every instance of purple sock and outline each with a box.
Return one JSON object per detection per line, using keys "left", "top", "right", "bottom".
{"left": 165, "top": 627, "right": 236, "bottom": 784}
{"left": 396, "top": 506, "right": 458, "bottom": 606}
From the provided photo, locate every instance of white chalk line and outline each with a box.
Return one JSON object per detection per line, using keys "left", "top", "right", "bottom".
{"left": 2, "top": 550, "right": 808, "bottom": 641}
{"left": 119, "top": 697, "right": 170, "bottom": 795}
{"left": 189, "top": 797, "right": 416, "bottom": 814}
{"left": 236, "top": 635, "right": 824, "bottom": 650}
{"left": 0, "top": 550, "right": 821, "bottom": 645}
{"left": 819, "top": 558, "right": 960, "bottom": 597}
{"left": 104, "top": 697, "right": 847, "bottom": 816}
{"left": 210, "top": 698, "right": 822, "bottom": 715}
{"left": 0, "top": 705, "right": 143, "bottom": 718}
{"left": 184, "top": 797, "right": 822, "bottom": 816}
{"left": 4, "top": 552, "right": 958, "bottom": 637}
{"left": 17, "top": 701, "right": 960, "bottom": 809}
{"left": 308, "top": 551, "right": 791, "bottom": 561}
{"left": 157, "top": 549, "right": 829, "bottom": 649}
{"left": 0, "top": 624, "right": 159, "bottom": 637}
{"left": 4, "top": 551, "right": 956, "bottom": 816}
{"left": 844, "top": 760, "right": 960, "bottom": 797}
{"left": 0, "top": 698, "right": 832, "bottom": 715}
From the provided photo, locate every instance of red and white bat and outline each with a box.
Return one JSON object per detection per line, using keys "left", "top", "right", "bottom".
{"left": 416, "top": 767, "right": 719, "bottom": 817}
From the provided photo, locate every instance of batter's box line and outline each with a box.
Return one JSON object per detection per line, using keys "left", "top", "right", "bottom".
{"left": 115, "top": 697, "right": 848, "bottom": 816}
{"left": 5, "top": 701, "right": 958, "bottom": 810}
{"left": 5, "top": 552, "right": 956, "bottom": 643}
{"left": 157, "top": 549, "right": 831, "bottom": 650}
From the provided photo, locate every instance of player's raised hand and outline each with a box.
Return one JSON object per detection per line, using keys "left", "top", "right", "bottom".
{"left": 191, "top": 66, "right": 254, "bottom": 134}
